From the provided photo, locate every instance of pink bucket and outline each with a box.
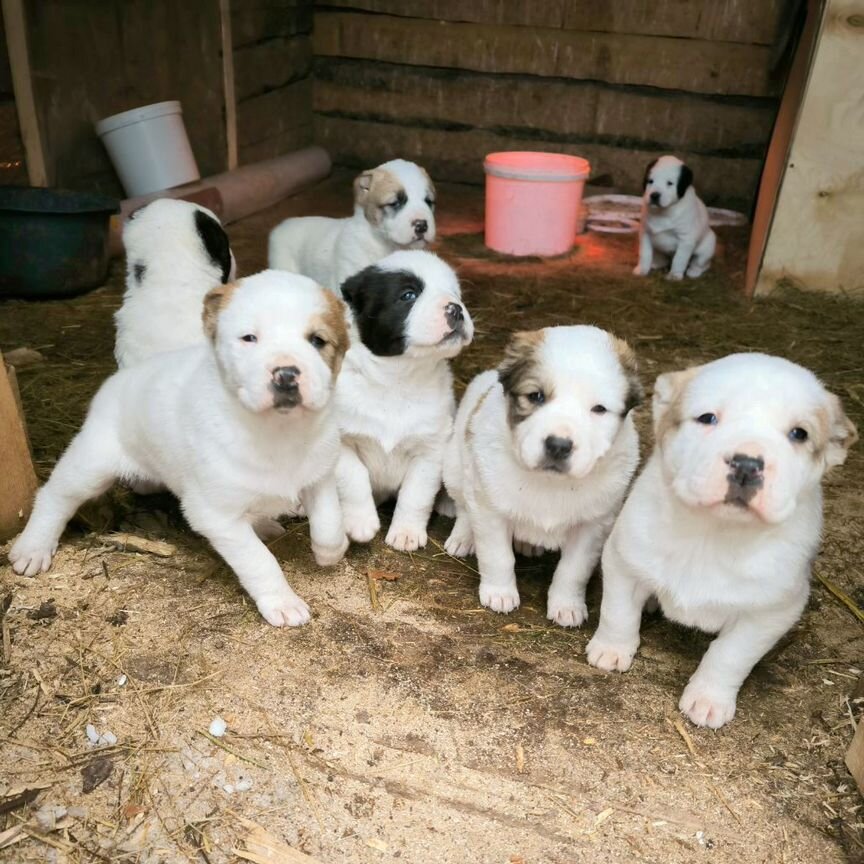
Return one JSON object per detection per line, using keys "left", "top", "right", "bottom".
{"left": 484, "top": 152, "right": 591, "bottom": 256}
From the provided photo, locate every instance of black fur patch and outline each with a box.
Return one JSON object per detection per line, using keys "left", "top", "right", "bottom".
{"left": 133, "top": 262, "right": 146, "bottom": 284}
{"left": 340, "top": 266, "right": 424, "bottom": 356}
{"left": 676, "top": 163, "right": 694, "bottom": 200}
{"left": 642, "top": 158, "right": 659, "bottom": 190}
{"left": 193, "top": 209, "right": 232, "bottom": 284}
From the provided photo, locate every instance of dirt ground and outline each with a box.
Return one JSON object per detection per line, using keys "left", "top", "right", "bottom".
{"left": 1, "top": 174, "right": 863, "bottom": 864}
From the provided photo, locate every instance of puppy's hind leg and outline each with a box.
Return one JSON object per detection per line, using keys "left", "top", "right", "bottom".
{"left": 444, "top": 510, "right": 475, "bottom": 558}
{"left": 685, "top": 229, "right": 716, "bottom": 278}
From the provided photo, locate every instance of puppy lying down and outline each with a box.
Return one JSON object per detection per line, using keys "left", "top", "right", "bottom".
{"left": 587, "top": 353, "right": 857, "bottom": 726}
{"left": 10, "top": 272, "right": 350, "bottom": 627}
{"left": 443, "top": 326, "right": 643, "bottom": 626}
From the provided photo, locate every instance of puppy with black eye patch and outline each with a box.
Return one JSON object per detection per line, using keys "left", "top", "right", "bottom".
{"left": 268, "top": 159, "right": 436, "bottom": 291}
{"left": 115, "top": 198, "right": 237, "bottom": 367}
{"left": 442, "top": 325, "right": 643, "bottom": 626}
{"left": 633, "top": 154, "right": 716, "bottom": 281}
{"left": 587, "top": 353, "right": 858, "bottom": 728}
{"left": 334, "top": 250, "right": 473, "bottom": 551}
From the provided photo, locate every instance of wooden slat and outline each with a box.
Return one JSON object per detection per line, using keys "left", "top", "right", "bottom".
{"left": 220, "top": 0, "right": 238, "bottom": 170}
{"left": 314, "top": 60, "right": 777, "bottom": 157}
{"left": 317, "top": 0, "right": 784, "bottom": 44}
{"left": 237, "top": 78, "right": 312, "bottom": 148}
{"left": 232, "top": 0, "right": 313, "bottom": 48}
{"left": 238, "top": 123, "right": 312, "bottom": 165}
{"left": 314, "top": 115, "right": 763, "bottom": 210}
{"left": 313, "top": 11, "right": 781, "bottom": 97}
{"left": 234, "top": 34, "right": 311, "bottom": 101}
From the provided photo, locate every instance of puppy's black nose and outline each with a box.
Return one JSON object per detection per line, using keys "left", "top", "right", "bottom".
{"left": 649, "top": 191, "right": 661, "bottom": 204}
{"left": 728, "top": 454, "right": 764, "bottom": 487}
{"left": 413, "top": 219, "right": 428, "bottom": 236}
{"left": 445, "top": 302, "right": 464, "bottom": 328}
{"left": 272, "top": 365, "right": 300, "bottom": 393}
{"left": 544, "top": 436, "right": 573, "bottom": 462}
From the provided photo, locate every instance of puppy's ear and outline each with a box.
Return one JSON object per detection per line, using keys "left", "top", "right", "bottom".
{"left": 824, "top": 392, "right": 858, "bottom": 468}
{"left": 353, "top": 170, "right": 374, "bottom": 203}
{"left": 339, "top": 267, "right": 373, "bottom": 313}
{"left": 498, "top": 330, "right": 543, "bottom": 394}
{"left": 642, "top": 158, "right": 659, "bottom": 190}
{"left": 202, "top": 282, "right": 239, "bottom": 340}
{"left": 194, "top": 209, "right": 233, "bottom": 284}
{"left": 316, "top": 290, "right": 352, "bottom": 378}
{"left": 611, "top": 336, "right": 644, "bottom": 414}
{"left": 652, "top": 366, "right": 701, "bottom": 440}
{"left": 421, "top": 167, "right": 436, "bottom": 203}
{"left": 676, "top": 163, "right": 694, "bottom": 200}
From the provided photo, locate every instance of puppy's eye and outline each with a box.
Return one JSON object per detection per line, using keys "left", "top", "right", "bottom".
{"left": 240, "top": 334, "right": 257, "bottom": 343}
{"left": 526, "top": 391, "right": 545, "bottom": 405}
{"left": 591, "top": 404, "right": 608, "bottom": 415}
{"left": 647, "top": 179, "right": 654, "bottom": 185}
{"left": 695, "top": 412, "right": 718, "bottom": 425}
{"left": 308, "top": 334, "right": 327, "bottom": 350}
{"left": 789, "top": 427, "right": 808, "bottom": 443}
{"left": 425, "top": 197, "right": 435, "bottom": 208}
{"left": 400, "top": 290, "right": 418, "bottom": 302}
{"left": 666, "top": 180, "right": 674, "bottom": 187}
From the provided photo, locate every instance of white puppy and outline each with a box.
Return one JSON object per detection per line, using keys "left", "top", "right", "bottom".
{"left": 115, "top": 198, "right": 237, "bottom": 367}
{"left": 587, "top": 353, "right": 857, "bottom": 727}
{"left": 633, "top": 155, "right": 716, "bottom": 281}
{"left": 9, "top": 271, "right": 351, "bottom": 627}
{"left": 443, "top": 326, "right": 643, "bottom": 626}
{"left": 334, "top": 250, "right": 473, "bottom": 551}
{"left": 268, "top": 159, "right": 436, "bottom": 291}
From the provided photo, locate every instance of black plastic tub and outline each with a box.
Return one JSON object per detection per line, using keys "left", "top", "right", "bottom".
{"left": 0, "top": 187, "right": 120, "bottom": 299}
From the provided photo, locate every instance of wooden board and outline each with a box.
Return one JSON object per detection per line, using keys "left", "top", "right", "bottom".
{"left": 231, "top": 0, "right": 313, "bottom": 49}
{"left": 314, "top": 115, "right": 763, "bottom": 210}
{"left": 237, "top": 78, "right": 312, "bottom": 149}
{"left": 234, "top": 35, "right": 311, "bottom": 102}
{"left": 314, "top": 59, "right": 777, "bottom": 157}
{"left": 238, "top": 123, "right": 312, "bottom": 165}
{"left": 756, "top": 0, "right": 864, "bottom": 296}
{"left": 313, "top": 11, "right": 781, "bottom": 97}
{"left": 319, "top": 0, "right": 784, "bottom": 44}
{"left": 847, "top": 719, "right": 864, "bottom": 795}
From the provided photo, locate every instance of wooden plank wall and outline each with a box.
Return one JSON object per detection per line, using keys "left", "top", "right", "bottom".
{"left": 312, "top": 1, "right": 790, "bottom": 210}
{"left": 0, "top": 7, "right": 27, "bottom": 185}
{"left": 232, "top": 0, "right": 314, "bottom": 165}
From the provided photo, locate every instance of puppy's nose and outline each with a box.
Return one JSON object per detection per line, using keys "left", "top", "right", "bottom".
{"left": 445, "top": 302, "right": 464, "bottom": 329}
{"left": 272, "top": 365, "right": 300, "bottom": 393}
{"left": 649, "top": 191, "right": 661, "bottom": 204}
{"left": 544, "top": 436, "right": 573, "bottom": 462}
{"left": 728, "top": 453, "right": 764, "bottom": 487}
{"left": 412, "top": 219, "right": 428, "bottom": 236}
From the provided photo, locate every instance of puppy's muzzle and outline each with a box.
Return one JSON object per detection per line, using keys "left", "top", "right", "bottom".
{"left": 542, "top": 435, "right": 573, "bottom": 472}
{"left": 649, "top": 191, "right": 661, "bottom": 205}
{"left": 271, "top": 365, "right": 302, "bottom": 408}
{"left": 412, "top": 219, "right": 428, "bottom": 239}
{"left": 724, "top": 453, "right": 764, "bottom": 507}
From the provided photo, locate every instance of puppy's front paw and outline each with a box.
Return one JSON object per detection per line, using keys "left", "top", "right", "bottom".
{"left": 256, "top": 591, "right": 312, "bottom": 627}
{"left": 312, "top": 535, "right": 349, "bottom": 567}
{"left": 386, "top": 522, "right": 427, "bottom": 552}
{"left": 632, "top": 264, "right": 649, "bottom": 277}
{"left": 479, "top": 582, "right": 520, "bottom": 614}
{"left": 685, "top": 264, "right": 708, "bottom": 278}
{"left": 9, "top": 535, "right": 57, "bottom": 577}
{"left": 665, "top": 271, "right": 684, "bottom": 282}
{"left": 252, "top": 516, "right": 286, "bottom": 542}
{"left": 586, "top": 635, "right": 637, "bottom": 672}
{"left": 679, "top": 680, "right": 737, "bottom": 729}
{"left": 547, "top": 595, "right": 588, "bottom": 628}
{"left": 344, "top": 507, "right": 380, "bottom": 544}
{"left": 444, "top": 523, "right": 475, "bottom": 558}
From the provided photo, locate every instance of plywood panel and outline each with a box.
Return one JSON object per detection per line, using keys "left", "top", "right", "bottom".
{"left": 237, "top": 78, "right": 312, "bottom": 149}
{"left": 234, "top": 35, "right": 311, "bottom": 101}
{"left": 238, "top": 123, "right": 312, "bottom": 164}
{"left": 231, "top": 0, "right": 313, "bottom": 48}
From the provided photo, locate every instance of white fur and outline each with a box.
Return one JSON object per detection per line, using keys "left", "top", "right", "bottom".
{"left": 634, "top": 155, "right": 716, "bottom": 281}
{"left": 336, "top": 251, "right": 472, "bottom": 551}
{"left": 268, "top": 159, "right": 436, "bottom": 291}
{"left": 587, "top": 353, "right": 857, "bottom": 727}
{"left": 10, "top": 272, "right": 349, "bottom": 627}
{"left": 443, "top": 326, "right": 641, "bottom": 626}
{"left": 115, "top": 198, "right": 236, "bottom": 367}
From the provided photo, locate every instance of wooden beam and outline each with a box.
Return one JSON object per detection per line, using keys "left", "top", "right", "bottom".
{"left": 220, "top": 0, "right": 238, "bottom": 171}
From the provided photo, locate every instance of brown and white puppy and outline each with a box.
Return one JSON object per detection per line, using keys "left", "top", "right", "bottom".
{"left": 268, "top": 159, "right": 436, "bottom": 290}
{"left": 10, "top": 271, "right": 350, "bottom": 627}
{"left": 587, "top": 353, "right": 857, "bottom": 727}
{"left": 443, "top": 325, "right": 642, "bottom": 626}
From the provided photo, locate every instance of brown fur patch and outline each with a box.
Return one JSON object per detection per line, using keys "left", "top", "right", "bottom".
{"left": 419, "top": 166, "right": 436, "bottom": 202}
{"left": 824, "top": 392, "right": 858, "bottom": 467}
{"left": 498, "top": 330, "right": 548, "bottom": 425}
{"left": 611, "top": 336, "right": 644, "bottom": 414}
{"left": 308, "top": 290, "right": 350, "bottom": 377}
{"left": 202, "top": 281, "right": 240, "bottom": 340}
{"left": 652, "top": 365, "right": 702, "bottom": 445}
{"left": 354, "top": 168, "right": 405, "bottom": 226}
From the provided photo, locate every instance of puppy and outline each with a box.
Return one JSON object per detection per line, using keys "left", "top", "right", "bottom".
{"left": 443, "top": 326, "right": 643, "bottom": 626}
{"left": 9, "top": 271, "right": 350, "bottom": 627}
{"left": 115, "top": 198, "right": 237, "bottom": 367}
{"left": 335, "top": 250, "right": 472, "bottom": 551}
{"left": 633, "top": 155, "right": 716, "bottom": 281}
{"left": 268, "top": 159, "right": 436, "bottom": 290}
{"left": 587, "top": 353, "right": 857, "bottom": 727}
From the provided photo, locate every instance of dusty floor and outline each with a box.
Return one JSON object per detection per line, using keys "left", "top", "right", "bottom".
{"left": 1, "top": 175, "right": 863, "bottom": 864}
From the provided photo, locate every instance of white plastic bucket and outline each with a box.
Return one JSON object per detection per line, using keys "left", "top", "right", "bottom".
{"left": 484, "top": 152, "right": 590, "bottom": 256}
{"left": 95, "top": 101, "right": 200, "bottom": 197}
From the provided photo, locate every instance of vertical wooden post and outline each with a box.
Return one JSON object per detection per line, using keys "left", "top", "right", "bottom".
{"left": 220, "top": 0, "right": 238, "bottom": 171}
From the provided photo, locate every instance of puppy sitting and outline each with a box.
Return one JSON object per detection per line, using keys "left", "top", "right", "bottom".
{"left": 10, "top": 271, "right": 350, "bottom": 627}
{"left": 115, "top": 198, "right": 237, "bottom": 367}
{"left": 587, "top": 354, "right": 857, "bottom": 727}
{"left": 633, "top": 155, "right": 716, "bottom": 281}
{"left": 335, "top": 250, "right": 473, "bottom": 551}
{"left": 268, "top": 159, "right": 436, "bottom": 291}
{"left": 443, "top": 326, "right": 643, "bottom": 626}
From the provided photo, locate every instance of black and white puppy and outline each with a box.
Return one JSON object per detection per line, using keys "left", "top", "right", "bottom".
{"left": 115, "top": 198, "right": 237, "bottom": 367}
{"left": 334, "top": 250, "right": 473, "bottom": 551}
{"left": 633, "top": 155, "right": 716, "bottom": 281}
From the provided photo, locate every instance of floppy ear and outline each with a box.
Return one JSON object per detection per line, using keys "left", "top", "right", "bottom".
{"left": 339, "top": 267, "right": 371, "bottom": 312}
{"left": 611, "top": 336, "right": 644, "bottom": 414}
{"left": 318, "top": 290, "right": 352, "bottom": 378}
{"left": 202, "top": 282, "right": 238, "bottom": 340}
{"left": 421, "top": 168, "right": 436, "bottom": 203}
{"left": 642, "top": 158, "right": 659, "bottom": 191}
{"left": 194, "top": 209, "right": 232, "bottom": 284}
{"left": 353, "top": 170, "right": 374, "bottom": 203}
{"left": 652, "top": 366, "right": 701, "bottom": 438}
{"left": 498, "top": 330, "right": 543, "bottom": 394}
{"left": 676, "top": 163, "right": 694, "bottom": 200}
{"left": 825, "top": 392, "right": 858, "bottom": 467}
